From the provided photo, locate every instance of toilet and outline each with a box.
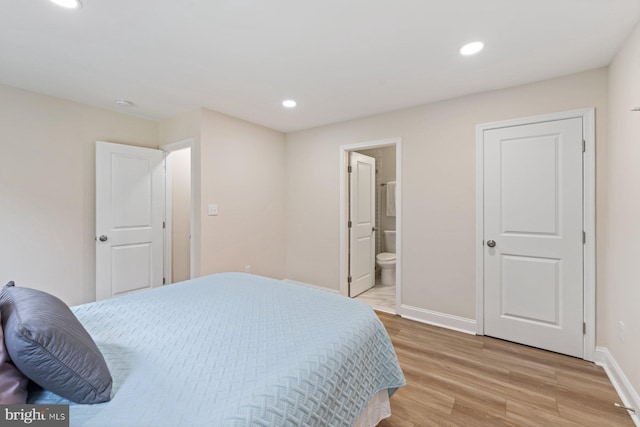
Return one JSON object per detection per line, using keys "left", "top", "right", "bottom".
{"left": 376, "top": 230, "right": 396, "bottom": 286}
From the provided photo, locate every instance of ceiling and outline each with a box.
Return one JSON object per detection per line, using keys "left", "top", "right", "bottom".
{"left": 1, "top": 1, "right": 639, "bottom": 133}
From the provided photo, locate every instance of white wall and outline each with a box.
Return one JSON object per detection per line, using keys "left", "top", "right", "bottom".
{"left": 160, "top": 108, "right": 287, "bottom": 280}
{"left": 0, "top": 83, "right": 158, "bottom": 306}
{"left": 159, "top": 109, "right": 202, "bottom": 278}
{"left": 199, "top": 109, "right": 286, "bottom": 278}
{"left": 0, "top": 87, "right": 286, "bottom": 307}
{"left": 601, "top": 21, "right": 640, "bottom": 398}
{"left": 285, "top": 68, "right": 608, "bottom": 321}
{"left": 170, "top": 147, "right": 191, "bottom": 282}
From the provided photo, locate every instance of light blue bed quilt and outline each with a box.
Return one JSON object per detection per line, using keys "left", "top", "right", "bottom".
{"left": 30, "top": 273, "right": 406, "bottom": 426}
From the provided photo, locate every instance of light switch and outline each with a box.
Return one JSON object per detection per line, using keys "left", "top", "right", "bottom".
{"left": 208, "top": 204, "right": 218, "bottom": 216}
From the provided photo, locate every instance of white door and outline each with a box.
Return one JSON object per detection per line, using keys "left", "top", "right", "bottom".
{"left": 96, "top": 141, "right": 164, "bottom": 300}
{"left": 483, "top": 118, "right": 584, "bottom": 357}
{"left": 349, "top": 152, "right": 376, "bottom": 297}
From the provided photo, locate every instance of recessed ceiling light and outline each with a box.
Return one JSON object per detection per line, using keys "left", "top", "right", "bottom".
{"left": 116, "top": 99, "right": 133, "bottom": 107}
{"left": 282, "top": 100, "right": 297, "bottom": 108}
{"left": 50, "top": 0, "right": 82, "bottom": 9}
{"left": 460, "top": 41, "right": 484, "bottom": 56}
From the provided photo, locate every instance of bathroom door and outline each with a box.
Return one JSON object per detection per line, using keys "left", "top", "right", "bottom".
{"left": 348, "top": 152, "right": 376, "bottom": 297}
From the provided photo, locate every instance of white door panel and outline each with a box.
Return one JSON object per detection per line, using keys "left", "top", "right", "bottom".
{"left": 96, "top": 141, "right": 164, "bottom": 301}
{"left": 500, "top": 135, "right": 559, "bottom": 234}
{"left": 112, "top": 155, "right": 154, "bottom": 227}
{"left": 111, "top": 243, "right": 152, "bottom": 295}
{"left": 501, "top": 255, "right": 559, "bottom": 324}
{"left": 349, "top": 152, "right": 376, "bottom": 297}
{"left": 484, "top": 118, "right": 583, "bottom": 357}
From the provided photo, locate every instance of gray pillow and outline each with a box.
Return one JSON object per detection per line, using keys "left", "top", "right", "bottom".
{"left": 0, "top": 283, "right": 112, "bottom": 404}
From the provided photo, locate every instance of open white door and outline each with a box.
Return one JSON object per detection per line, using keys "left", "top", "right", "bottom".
{"left": 96, "top": 141, "right": 164, "bottom": 300}
{"left": 483, "top": 118, "right": 584, "bottom": 357}
{"left": 348, "top": 152, "right": 376, "bottom": 297}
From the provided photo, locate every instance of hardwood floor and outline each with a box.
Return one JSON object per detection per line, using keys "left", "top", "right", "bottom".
{"left": 376, "top": 312, "right": 634, "bottom": 426}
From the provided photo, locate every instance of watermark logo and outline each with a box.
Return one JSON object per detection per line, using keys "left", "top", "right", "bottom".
{"left": 1, "top": 405, "right": 69, "bottom": 426}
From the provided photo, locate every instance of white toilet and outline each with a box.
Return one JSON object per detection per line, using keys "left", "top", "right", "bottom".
{"left": 376, "top": 230, "right": 396, "bottom": 286}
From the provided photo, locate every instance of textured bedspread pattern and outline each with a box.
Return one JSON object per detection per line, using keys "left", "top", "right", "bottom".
{"left": 30, "top": 273, "right": 405, "bottom": 426}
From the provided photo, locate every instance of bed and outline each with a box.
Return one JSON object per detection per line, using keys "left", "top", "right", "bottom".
{"left": 28, "top": 273, "right": 405, "bottom": 426}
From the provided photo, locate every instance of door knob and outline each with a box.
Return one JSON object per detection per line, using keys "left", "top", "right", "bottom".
{"left": 487, "top": 240, "right": 496, "bottom": 248}
{"left": 99, "top": 235, "right": 108, "bottom": 242}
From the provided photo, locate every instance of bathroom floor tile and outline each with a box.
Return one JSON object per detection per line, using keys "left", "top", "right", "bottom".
{"left": 355, "top": 276, "right": 396, "bottom": 313}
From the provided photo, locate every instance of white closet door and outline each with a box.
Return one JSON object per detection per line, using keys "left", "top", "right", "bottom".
{"left": 483, "top": 118, "right": 584, "bottom": 357}
{"left": 96, "top": 141, "right": 164, "bottom": 300}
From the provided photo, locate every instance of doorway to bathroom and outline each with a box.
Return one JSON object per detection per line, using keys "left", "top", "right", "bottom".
{"left": 339, "top": 138, "right": 401, "bottom": 314}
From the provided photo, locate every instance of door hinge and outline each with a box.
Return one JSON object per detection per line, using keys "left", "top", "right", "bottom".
{"left": 583, "top": 231, "right": 586, "bottom": 244}
{"left": 583, "top": 322, "right": 586, "bottom": 334}
{"left": 348, "top": 165, "right": 352, "bottom": 173}
{"left": 163, "top": 277, "right": 166, "bottom": 285}
{"left": 582, "top": 139, "right": 586, "bottom": 153}
{"left": 348, "top": 221, "right": 352, "bottom": 228}
{"left": 347, "top": 276, "right": 352, "bottom": 283}
{"left": 163, "top": 221, "right": 166, "bottom": 229}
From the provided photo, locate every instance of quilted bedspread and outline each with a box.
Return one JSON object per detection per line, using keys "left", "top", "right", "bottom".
{"left": 30, "top": 273, "right": 406, "bottom": 426}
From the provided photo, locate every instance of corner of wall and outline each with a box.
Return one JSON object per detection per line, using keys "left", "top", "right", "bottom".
{"left": 595, "top": 347, "right": 640, "bottom": 426}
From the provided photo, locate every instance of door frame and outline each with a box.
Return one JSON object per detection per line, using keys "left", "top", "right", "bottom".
{"left": 475, "top": 108, "right": 595, "bottom": 361}
{"left": 161, "top": 138, "right": 198, "bottom": 283}
{"left": 339, "top": 137, "right": 402, "bottom": 312}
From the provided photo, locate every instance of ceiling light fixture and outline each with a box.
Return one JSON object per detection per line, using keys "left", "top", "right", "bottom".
{"left": 50, "top": 0, "right": 82, "bottom": 9}
{"left": 282, "top": 100, "right": 297, "bottom": 108}
{"left": 460, "top": 41, "right": 484, "bottom": 56}
{"left": 116, "top": 99, "right": 133, "bottom": 107}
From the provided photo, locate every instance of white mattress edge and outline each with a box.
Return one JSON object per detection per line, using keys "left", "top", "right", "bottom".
{"left": 353, "top": 389, "right": 392, "bottom": 427}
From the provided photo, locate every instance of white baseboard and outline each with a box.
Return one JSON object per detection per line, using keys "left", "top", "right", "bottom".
{"left": 595, "top": 346, "right": 640, "bottom": 426}
{"left": 283, "top": 278, "right": 340, "bottom": 293}
{"left": 398, "top": 304, "right": 476, "bottom": 335}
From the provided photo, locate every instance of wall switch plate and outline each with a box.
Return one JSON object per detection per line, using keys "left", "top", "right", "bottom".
{"left": 208, "top": 204, "right": 218, "bottom": 216}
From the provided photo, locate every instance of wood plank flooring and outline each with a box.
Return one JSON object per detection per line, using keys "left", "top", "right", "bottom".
{"left": 376, "top": 312, "right": 634, "bottom": 426}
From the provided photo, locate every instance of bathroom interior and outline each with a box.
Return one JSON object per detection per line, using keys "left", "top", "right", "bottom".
{"left": 353, "top": 145, "right": 396, "bottom": 313}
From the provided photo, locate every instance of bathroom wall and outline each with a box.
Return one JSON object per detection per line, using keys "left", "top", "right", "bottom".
{"left": 356, "top": 146, "right": 396, "bottom": 255}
